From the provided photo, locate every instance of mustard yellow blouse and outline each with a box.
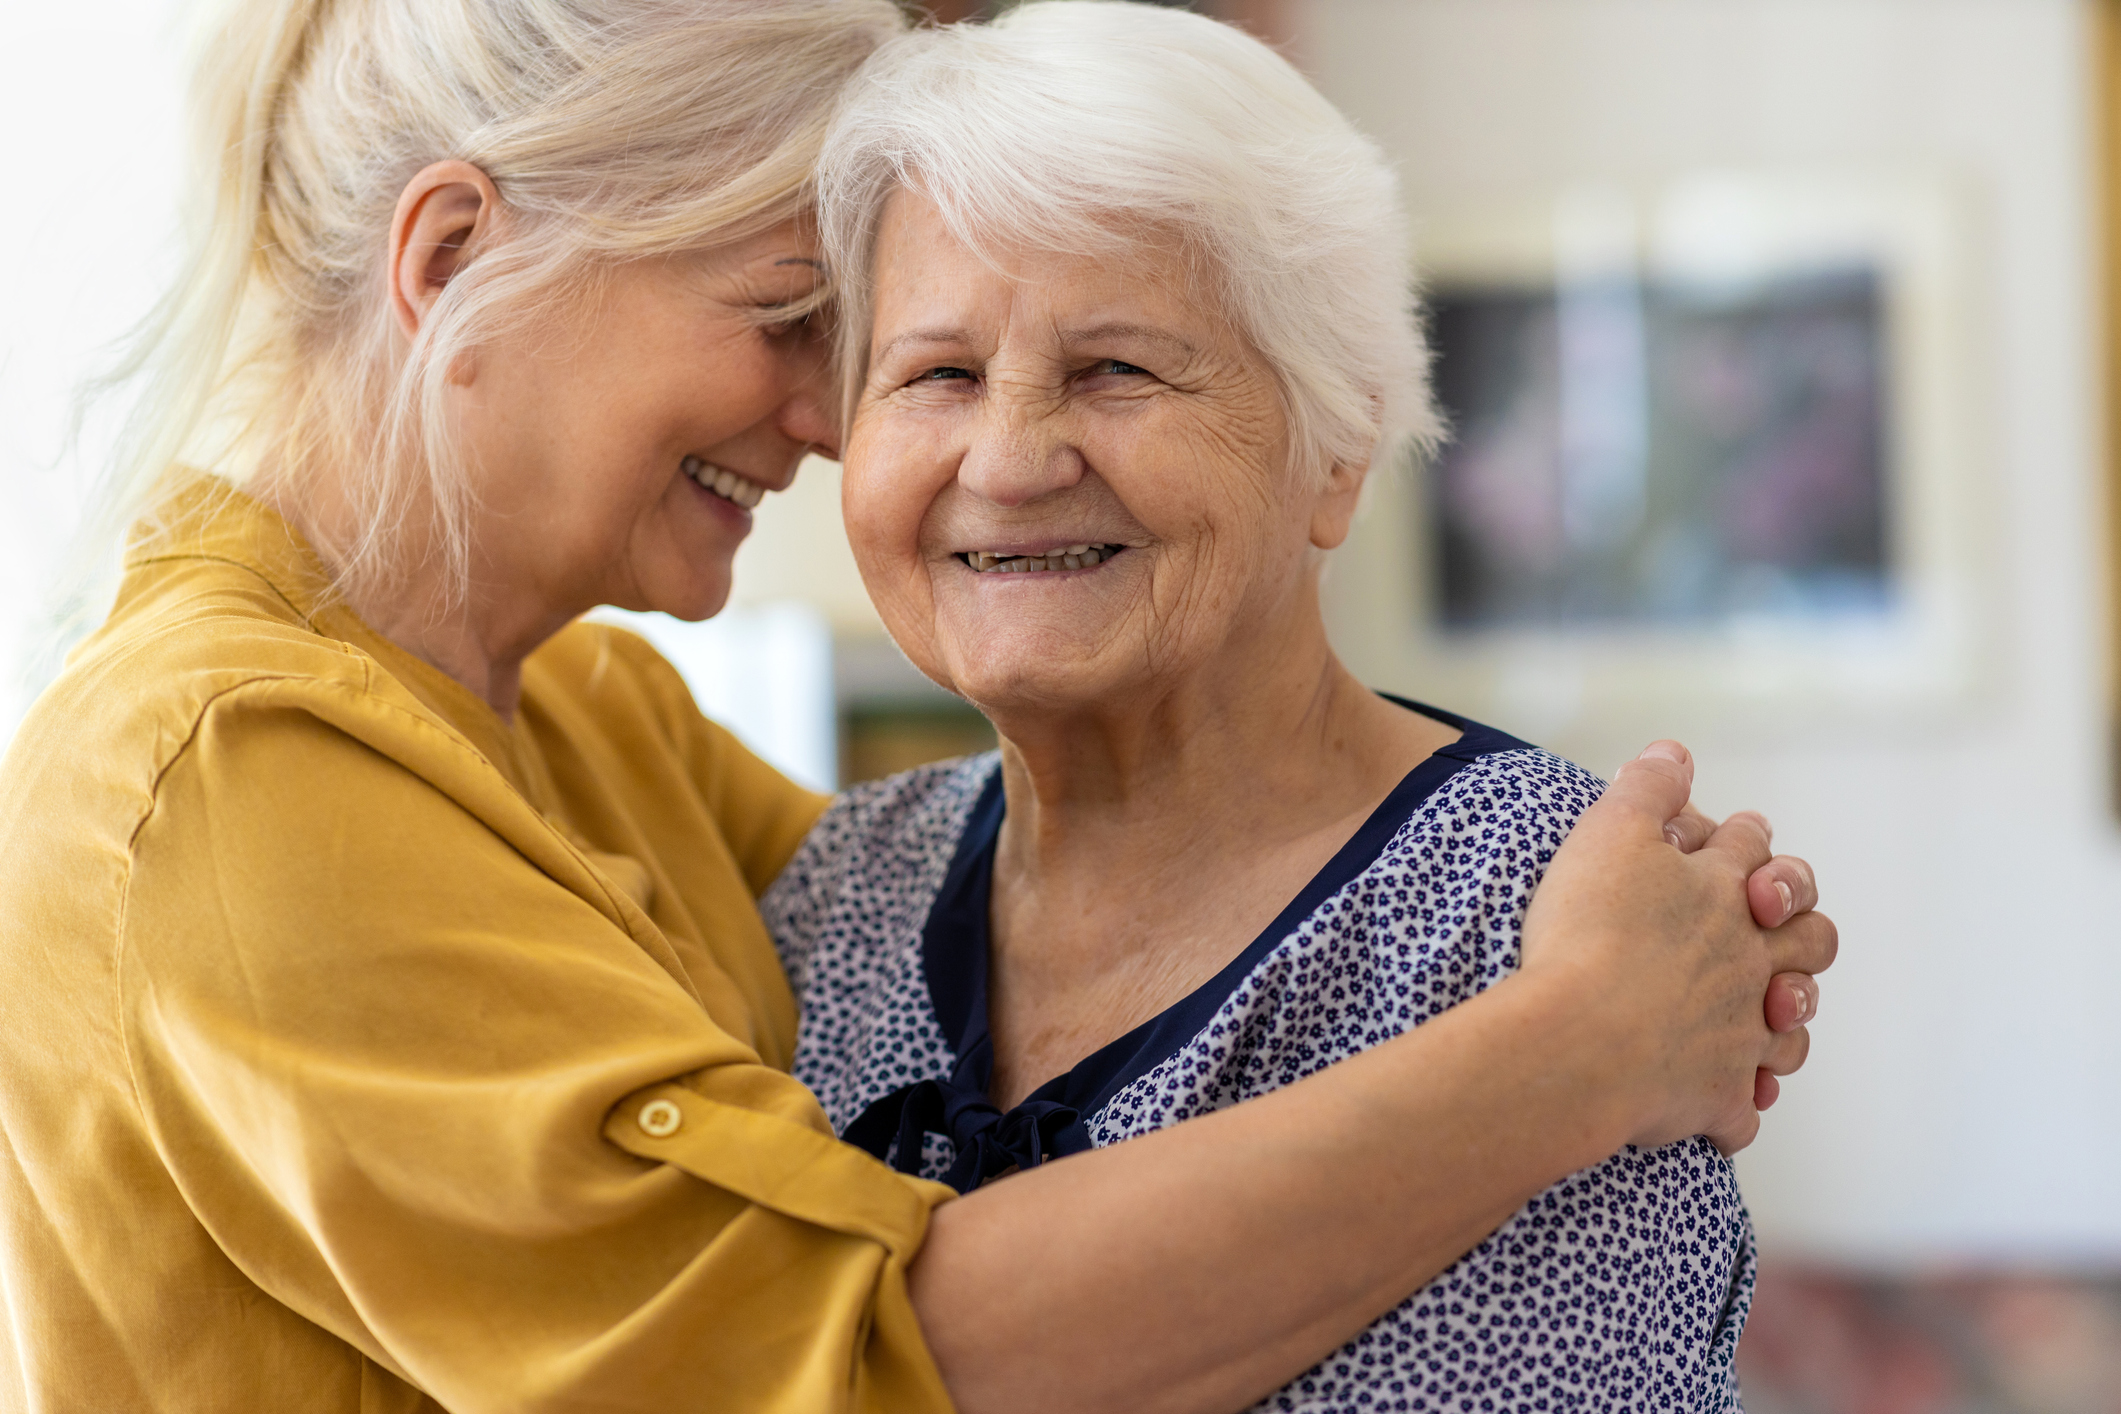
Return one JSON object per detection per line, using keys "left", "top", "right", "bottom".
{"left": 0, "top": 480, "right": 956, "bottom": 1413}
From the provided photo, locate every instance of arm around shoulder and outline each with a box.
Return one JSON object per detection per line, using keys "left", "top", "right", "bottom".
{"left": 904, "top": 746, "right": 1828, "bottom": 1414}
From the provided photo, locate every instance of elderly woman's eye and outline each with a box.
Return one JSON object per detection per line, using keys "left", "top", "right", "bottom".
{"left": 916, "top": 366, "right": 975, "bottom": 382}
{"left": 1092, "top": 359, "right": 1148, "bottom": 377}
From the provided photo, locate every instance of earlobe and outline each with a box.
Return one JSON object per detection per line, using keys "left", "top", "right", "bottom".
{"left": 1309, "top": 459, "right": 1369, "bottom": 551}
{"left": 387, "top": 160, "right": 502, "bottom": 344}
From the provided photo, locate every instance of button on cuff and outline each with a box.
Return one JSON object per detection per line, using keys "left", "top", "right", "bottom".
{"left": 637, "top": 1098, "right": 682, "bottom": 1138}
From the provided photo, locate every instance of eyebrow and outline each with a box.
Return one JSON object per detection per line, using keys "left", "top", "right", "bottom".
{"left": 874, "top": 326, "right": 976, "bottom": 364}
{"left": 873, "top": 322, "right": 1199, "bottom": 363}
{"left": 1060, "top": 322, "right": 1199, "bottom": 357}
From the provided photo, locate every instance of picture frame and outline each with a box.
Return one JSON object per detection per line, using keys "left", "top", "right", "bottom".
{"left": 1326, "top": 169, "right": 1989, "bottom": 747}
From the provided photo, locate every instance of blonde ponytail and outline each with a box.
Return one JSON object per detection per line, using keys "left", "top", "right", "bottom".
{"left": 77, "top": 0, "right": 904, "bottom": 607}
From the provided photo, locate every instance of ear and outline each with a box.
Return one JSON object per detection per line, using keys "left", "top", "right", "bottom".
{"left": 1308, "top": 455, "right": 1371, "bottom": 551}
{"left": 387, "top": 160, "right": 501, "bottom": 349}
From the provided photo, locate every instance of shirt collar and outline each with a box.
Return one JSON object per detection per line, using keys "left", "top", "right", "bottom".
{"left": 122, "top": 473, "right": 547, "bottom": 801}
{"left": 123, "top": 473, "right": 333, "bottom": 624}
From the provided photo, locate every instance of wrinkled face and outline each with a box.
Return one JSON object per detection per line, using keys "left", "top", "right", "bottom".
{"left": 454, "top": 219, "right": 836, "bottom": 624}
{"left": 844, "top": 192, "right": 1356, "bottom": 716}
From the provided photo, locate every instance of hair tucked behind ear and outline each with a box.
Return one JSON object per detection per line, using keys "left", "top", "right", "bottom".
{"left": 76, "top": 0, "right": 904, "bottom": 609}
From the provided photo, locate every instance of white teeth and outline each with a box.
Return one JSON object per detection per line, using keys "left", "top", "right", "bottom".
{"left": 684, "top": 457, "right": 768, "bottom": 510}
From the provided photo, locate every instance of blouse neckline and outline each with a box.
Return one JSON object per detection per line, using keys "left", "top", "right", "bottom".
{"left": 844, "top": 697, "right": 1531, "bottom": 1191}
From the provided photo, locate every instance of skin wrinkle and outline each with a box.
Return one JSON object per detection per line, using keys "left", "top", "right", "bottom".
{"left": 844, "top": 190, "right": 1459, "bottom": 1106}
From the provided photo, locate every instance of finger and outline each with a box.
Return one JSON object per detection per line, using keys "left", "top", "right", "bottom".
{"left": 1747, "top": 854, "right": 1818, "bottom": 927}
{"left": 1763, "top": 972, "right": 1818, "bottom": 1033}
{"left": 1765, "top": 910, "right": 1839, "bottom": 979}
{"left": 1595, "top": 741, "right": 1697, "bottom": 842}
{"left": 1753, "top": 1068, "right": 1780, "bottom": 1111}
{"left": 1664, "top": 803, "right": 1717, "bottom": 854}
{"left": 1762, "top": 1026, "right": 1811, "bottom": 1078}
{"left": 1705, "top": 1106, "right": 1761, "bottom": 1158}
{"left": 1699, "top": 809, "right": 1774, "bottom": 879}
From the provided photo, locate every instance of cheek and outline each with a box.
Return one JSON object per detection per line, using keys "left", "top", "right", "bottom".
{"left": 843, "top": 418, "right": 949, "bottom": 574}
{"left": 1087, "top": 411, "right": 1283, "bottom": 552}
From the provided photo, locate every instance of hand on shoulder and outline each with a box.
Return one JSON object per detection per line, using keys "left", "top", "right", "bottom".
{"left": 1518, "top": 740, "right": 1837, "bottom": 1156}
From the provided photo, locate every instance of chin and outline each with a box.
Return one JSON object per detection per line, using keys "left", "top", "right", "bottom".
{"left": 939, "top": 637, "right": 1137, "bottom": 717}
{"left": 641, "top": 569, "right": 734, "bottom": 624}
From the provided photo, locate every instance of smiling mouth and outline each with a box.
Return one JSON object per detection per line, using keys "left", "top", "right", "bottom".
{"left": 958, "top": 543, "right": 1134, "bottom": 574}
{"left": 682, "top": 455, "right": 768, "bottom": 510}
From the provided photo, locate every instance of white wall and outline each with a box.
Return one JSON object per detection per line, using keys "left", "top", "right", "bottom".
{"left": 1302, "top": 0, "right": 2121, "bottom": 1262}
{"left": 0, "top": 2, "right": 191, "bottom": 745}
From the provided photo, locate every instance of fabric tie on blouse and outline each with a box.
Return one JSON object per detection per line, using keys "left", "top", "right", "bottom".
{"left": 844, "top": 1056, "right": 1084, "bottom": 1194}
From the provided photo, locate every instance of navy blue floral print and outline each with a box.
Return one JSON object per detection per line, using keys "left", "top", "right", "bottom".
{"left": 764, "top": 711, "right": 1754, "bottom": 1412}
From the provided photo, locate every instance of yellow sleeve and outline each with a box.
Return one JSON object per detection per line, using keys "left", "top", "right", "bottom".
{"left": 567, "top": 624, "right": 830, "bottom": 897}
{"left": 119, "top": 679, "right": 953, "bottom": 1414}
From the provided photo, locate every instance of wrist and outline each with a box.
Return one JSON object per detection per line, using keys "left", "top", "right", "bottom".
{"left": 1480, "top": 967, "right": 1644, "bottom": 1167}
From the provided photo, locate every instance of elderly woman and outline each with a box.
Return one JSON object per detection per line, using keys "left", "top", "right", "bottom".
{"left": 772, "top": 4, "right": 1791, "bottom": 1409}
{"left": 0, "top": 0, "right": 1829, "bottom": 1410}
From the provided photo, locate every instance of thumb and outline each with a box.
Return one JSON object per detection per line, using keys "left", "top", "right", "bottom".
{"left": 1588, "top": 741, "right": 1696, "bottom": 844}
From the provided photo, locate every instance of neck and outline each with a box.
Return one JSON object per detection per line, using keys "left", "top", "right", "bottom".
{"left": 986, "top": 595, "right": 1427, "bottom": 896}
{"left": 270, "top": 478, "right": 566, "bottom": 720}
{"left": 350, "top": 585, "right": 549, "bottom": 720}
{"left": 975, "top": 586, "right": 1460, "bottom": 1108}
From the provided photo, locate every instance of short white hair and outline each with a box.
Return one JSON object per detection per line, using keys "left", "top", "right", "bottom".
{"left": 816, "top": 0, "right": 1442, "bottom": 482}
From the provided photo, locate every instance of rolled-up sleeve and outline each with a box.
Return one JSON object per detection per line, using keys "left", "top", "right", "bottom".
{"left": 118, "top": 683, "right": 955, "bottom": 1414}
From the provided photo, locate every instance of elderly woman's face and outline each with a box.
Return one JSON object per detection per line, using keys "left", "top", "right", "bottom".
{"left": 844, "top": 192, "right": 1358, "bottom": 713}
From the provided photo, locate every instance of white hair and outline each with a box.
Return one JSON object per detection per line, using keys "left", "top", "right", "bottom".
{"left": 82, "top": 0, "right": 904, "bottom": 604}
{"left": 815, "top": 0, "right": 1442, "bottom": 484}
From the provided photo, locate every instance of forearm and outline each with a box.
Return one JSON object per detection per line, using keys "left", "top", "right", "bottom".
{"left": 908, "top": 970, "right": 1632, "bottom": 1414}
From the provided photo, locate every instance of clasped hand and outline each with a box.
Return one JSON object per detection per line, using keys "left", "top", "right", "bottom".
{"left": 1520, "top": 740, "right": 1838, "bottom": 1157}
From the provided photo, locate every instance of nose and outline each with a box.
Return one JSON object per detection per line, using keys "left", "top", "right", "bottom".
{"left": 776, "top": 359, "right": 843, "bottom": 463}
{"left": 956, "top": 408, "right": 1085, "bottom": 508}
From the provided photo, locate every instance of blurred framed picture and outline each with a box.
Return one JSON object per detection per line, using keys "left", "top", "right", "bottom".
{"left": 1428, "top": 268, "right": 1887, "bottom": 629}
{"left": 1327, "top": 171, "right": 1987, "bottom": 742}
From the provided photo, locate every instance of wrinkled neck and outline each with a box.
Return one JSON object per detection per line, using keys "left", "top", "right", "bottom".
{"left": 987, "top": 597, "right": 1366, "bottom": 886}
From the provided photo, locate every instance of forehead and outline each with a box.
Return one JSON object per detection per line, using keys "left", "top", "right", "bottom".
{"left": 867, "top": 190, "right": 1227, "bottom": 351}
{"left": 685, "top": 218, "right": 824, "bottom": 281}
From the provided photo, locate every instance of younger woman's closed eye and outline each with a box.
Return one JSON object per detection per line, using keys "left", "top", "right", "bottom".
{"left": 760, "top": 312, "right": 817, "bottom": 340}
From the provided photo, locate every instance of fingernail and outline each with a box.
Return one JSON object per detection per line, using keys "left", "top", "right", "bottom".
{"left": 1663, "top": 825, "right": 1683, "bottom": 848}
{"left": 1637, "top": 741, "right": 1686, "bottom": 763}
{"left": 1774, "top": 880, "right": 1793, "bottom": 920}
{"left": 1788, "top": 979, "right": 1813, "bottom": 1025}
